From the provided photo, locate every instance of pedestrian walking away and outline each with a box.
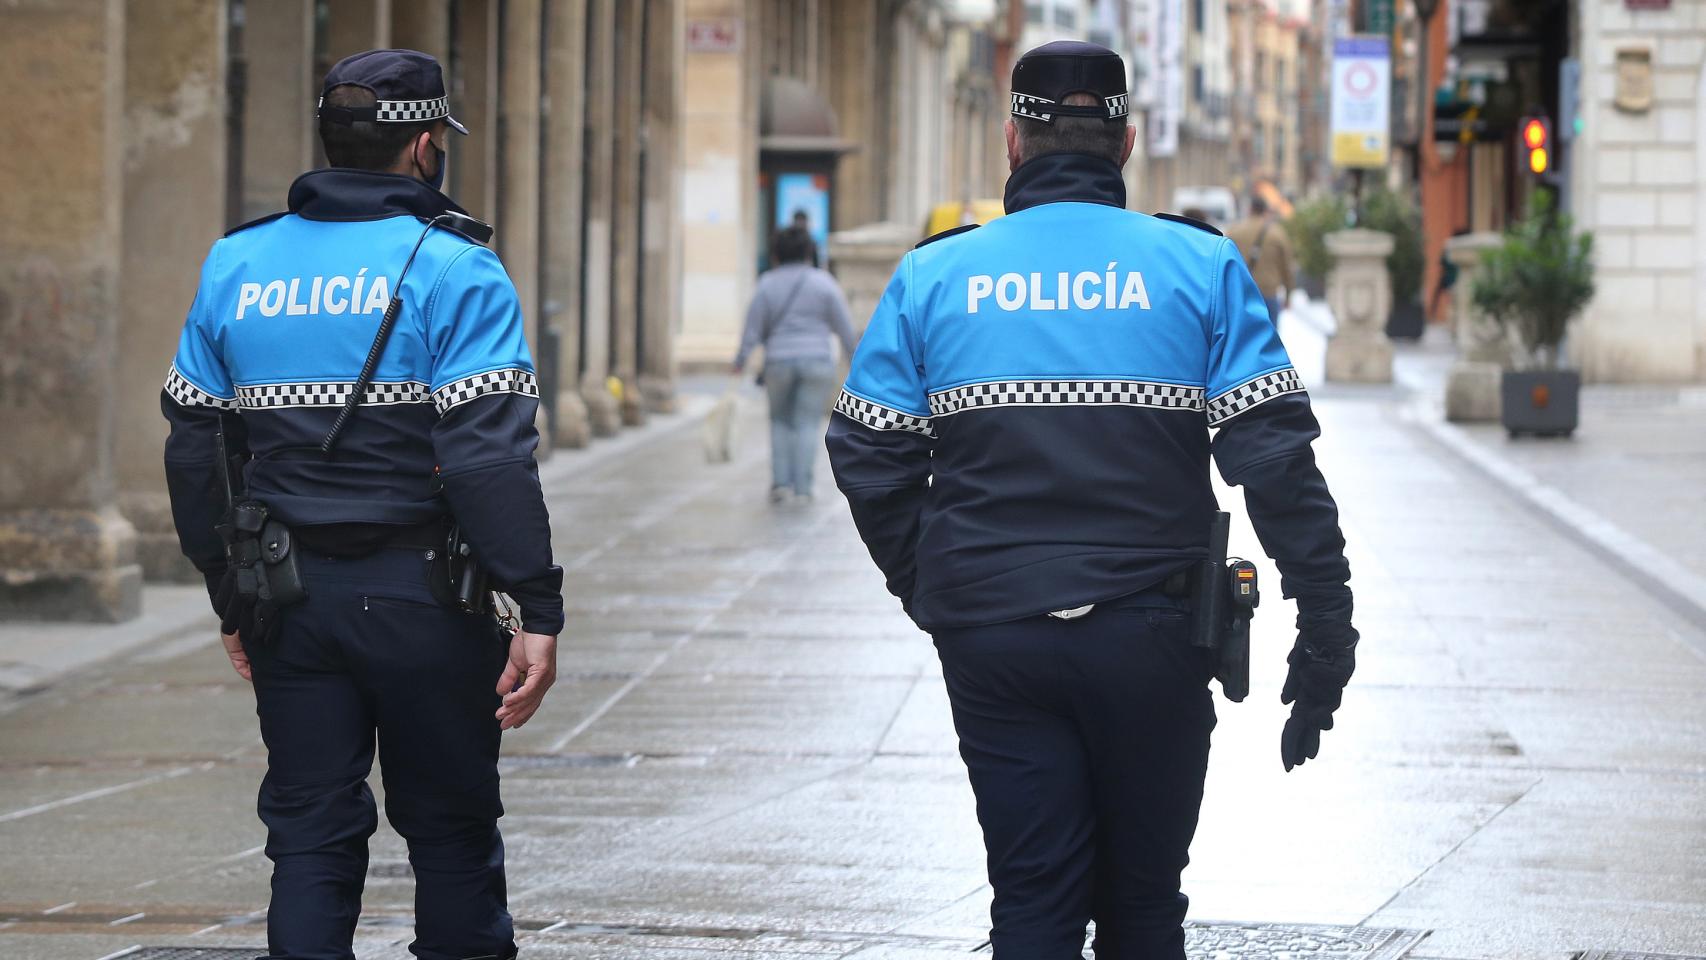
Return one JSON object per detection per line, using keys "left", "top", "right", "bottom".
{"left": 161, "top": 48, "right": 563, "bottom": 960}
{"left": 1224, "top": 194, "right": 1295, "bottom": 322}
{"left": 734, "top": 224, "right": 858, "bottom": 504}
{"left": 826, "top": 40, "right": 1360, "bottom": 960}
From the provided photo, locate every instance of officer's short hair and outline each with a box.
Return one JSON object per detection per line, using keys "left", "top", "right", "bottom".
{"left": 772, "top": 225, "right": 813, "bottom": 265}
{"left": 319, "top": 84, "right": 443, "bottom": 171}
{"left": 1014, "top": 92, "right": 1127, "bottom": 166}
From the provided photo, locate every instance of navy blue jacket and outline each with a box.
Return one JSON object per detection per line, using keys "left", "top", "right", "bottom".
{"left": 825, "top": 153, "right": 1352, "bottom": 635}
{"left": 162, "top": 169, "right": 563, "bottom": 634}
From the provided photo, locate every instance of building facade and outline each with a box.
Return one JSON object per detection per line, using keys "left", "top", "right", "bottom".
{"left": 1417, "top": 0, "right": 1705, "bottom": 381}
{"left": 677, "top": 0, "right": 1009, "bottom": 367}
{"left": 0, "top": 0, "right": 687, "bottom": 621}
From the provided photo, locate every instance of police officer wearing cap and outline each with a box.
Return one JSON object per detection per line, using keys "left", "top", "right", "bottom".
{"left": 827, "top": 41, "right": 1359, "bottom": 958}
{"left": 163, "top": 49, "right": 560, "bottom": 960}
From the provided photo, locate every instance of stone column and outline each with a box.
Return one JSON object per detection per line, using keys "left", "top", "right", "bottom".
{"left": 579, "top": 0, "right": 621, "bottom": 435}
{"left": 240, "top": 0, "right": 314, "bottom": 222}
{"left": 499, "top": 0, "right": 552, "bottom": 455}
{"left": 1443, "top": 231, "right": 1508, "bottom": 422}
{"left": 118, "top": 0, "right": 229, "bottom": 583}
{"left": 544, "top": 0, "right": 591, "bottom": 448}
{"left": 391, "top": 0, "right": 450, "bottom": 60}
{"left": 324, "top": 0, "right": 392, "bottom": 62}
{"left": 826, "top": 223, "right": 916, "bottom": 333}
{"left": 0, "top": 0, "right": 141, "bottom": 622}
{"left": 451, "top": 0, "right": 499, "bottom": 221}
{"left": 610, "top": 0, "right": 647, "bottom": 427}
{"left": 1323, "top": 229, "right": 1395, "bottom": 383}
{"left": 638, "top": 0, "right": 685, "bottom": 415}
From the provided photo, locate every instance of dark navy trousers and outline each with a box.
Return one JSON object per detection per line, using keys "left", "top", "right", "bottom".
{"left": 932, "top": 594, "right": 1217, "bottom": 960}
{"left": 242, "top": 547, "right": 515, "bottom": 960}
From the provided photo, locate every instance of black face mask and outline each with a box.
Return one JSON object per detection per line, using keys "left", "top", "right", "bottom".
{"left": 417, "top": 139, "right": 446, "bottom": 192}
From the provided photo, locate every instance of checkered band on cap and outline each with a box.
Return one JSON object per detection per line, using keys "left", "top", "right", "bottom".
{"left": 316, "top": 96, "right": 452, "bottom": 123}
{"left": 834, "top": 391, "right": 935, "bottom": 437}
{"left": 164, "top": 366, "right": 237, "bottom": 410}
{"left": 1009, "top": 92, "right": 1130, "bottom": 122}
{"left": 235, "top": 380, "right": 430, "bottom": 409}
{"left": 930, "top": 379, "right": 1205, "bottom": 417}
{"left": 1206, "top": 368, "right": 1305, "bottom": 426}
{"left": 376, "top": 96, "right": 451, "bottom": 122}
{"left": 433, "top": 368, "right": 540, "bottom": 414}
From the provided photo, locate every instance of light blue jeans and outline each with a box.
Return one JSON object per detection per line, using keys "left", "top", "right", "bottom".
{"left": 764, "top": 357, "right": 837, "bottom": 495}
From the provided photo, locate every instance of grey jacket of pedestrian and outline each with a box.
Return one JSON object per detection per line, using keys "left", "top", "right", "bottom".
{"left": 735, "top": 263, "right": 858, "bottom": 369}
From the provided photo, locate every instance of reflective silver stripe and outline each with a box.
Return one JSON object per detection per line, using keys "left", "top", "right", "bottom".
{"left": 929, "top": 379, "right": 1205, "bottom": 417}
{"left": 1207, "top": 368, "right": 1305, "bottom": 426}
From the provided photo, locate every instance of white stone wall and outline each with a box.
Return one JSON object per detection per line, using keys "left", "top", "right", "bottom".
{"left": 1571, "top": 0, "right": 1706, "bottom": 381}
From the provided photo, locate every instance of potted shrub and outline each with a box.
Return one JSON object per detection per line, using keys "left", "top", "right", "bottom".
{"left": 1470, "top": 191, "right": 1596, "bottom": 438}
{"left": 1285, "top": 194, "right": 1347, "bottom": 300}
{"left": 1362, "top": 187, "right": 1426, "bottom": 340}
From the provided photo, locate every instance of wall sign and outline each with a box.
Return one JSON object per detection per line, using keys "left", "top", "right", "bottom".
{"left": 687, "top": 19, "right": 741, "bottom": 54}
{"left": 1614, "top": 46, "right": 1653, "bottom": 113}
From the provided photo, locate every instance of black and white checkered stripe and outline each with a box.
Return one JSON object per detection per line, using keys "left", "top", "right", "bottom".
{"left": 1206, "top": 368, "right": 1305, "bottom": 426}
{"left": 315, "top": 96, "right": 452, "bottom": 123}
{"left": 834, "top": 391, "right": 935, "bottom": 436}
{"left": 930, "top": 379, "right": 1205, "bottom": 417}
{"left": 376, "top": 96, "right": 451, "bottom": 122}
{"left": 235, "top": 380, "right": 430, "bottom": 409}
{"left": 1010, "top": 92, "right": 1130, "bottom": 122}
{"left": 433, "top": 368, "right": 539, "bottom": 414}
{"left": 1011, "top": 92, "right": 1056, "bottom": 121}
{"left": 164, "top": 366, "right": 238, "bottom": 410}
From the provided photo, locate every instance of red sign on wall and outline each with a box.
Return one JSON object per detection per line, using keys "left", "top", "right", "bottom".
{"left": 687, "top": 19, "right": 741, "bottom": 53}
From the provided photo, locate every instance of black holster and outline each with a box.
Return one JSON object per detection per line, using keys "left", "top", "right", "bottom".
{"left": 1187, "top": 512, "right": 1259, "bottom": 703}
{"left": 220, "top": 499, "right": 307, "bottom": 610}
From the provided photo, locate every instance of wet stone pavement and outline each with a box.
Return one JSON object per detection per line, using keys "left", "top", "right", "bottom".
{"left": 1, "top": 380, "right": 1704, "bottom": 960}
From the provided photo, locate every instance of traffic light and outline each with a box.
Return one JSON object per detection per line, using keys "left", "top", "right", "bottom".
{"left": 1521, "top": 116, "right": 1551, "bottom": 175}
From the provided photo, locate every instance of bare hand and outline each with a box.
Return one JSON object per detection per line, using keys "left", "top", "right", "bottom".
{"left": 495, "top": 630, "right": 557, "bottom": 730}
{"left": 221, "top": 631, "right": 252, "bottom": 682}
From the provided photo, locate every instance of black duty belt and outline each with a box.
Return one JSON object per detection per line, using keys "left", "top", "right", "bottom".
{"left": 293, "top": 517, "right": 453, "bottom": 557}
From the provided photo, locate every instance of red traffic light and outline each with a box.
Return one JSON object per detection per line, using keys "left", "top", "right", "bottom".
{"left": 1522, "top": 118, "right": 1549, "bottom": 149}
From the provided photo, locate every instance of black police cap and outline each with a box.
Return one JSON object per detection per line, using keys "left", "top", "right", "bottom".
{"left": 317, "top": 48, "right": 469, "bottom": 135}
{"left": 1010, "top": 40, "right": 1129, "bottom": 124}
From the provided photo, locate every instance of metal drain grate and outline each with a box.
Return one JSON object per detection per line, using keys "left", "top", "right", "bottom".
{"left": 971, "top": 922, "right": 1429, "bottom": 957}
{"left": 98, "top": 949, "right": 263, "bottom": 960}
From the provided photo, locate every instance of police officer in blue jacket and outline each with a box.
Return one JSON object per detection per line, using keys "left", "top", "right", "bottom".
{"left": 163, "top": 50, "right": 560, "bottom": 960}
{"left": 827, "top": 41, "right": 1359, "bottom": 959}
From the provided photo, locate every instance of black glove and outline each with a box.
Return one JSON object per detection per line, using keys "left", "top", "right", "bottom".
{"left": 209, "top": 566, "right": 285, "bottom": 646}
{"left": 1280, "top": 627, "right": 1358, "bottom": 771}
{"left": 210, "top": 566, "right": 245, "bottom": 636}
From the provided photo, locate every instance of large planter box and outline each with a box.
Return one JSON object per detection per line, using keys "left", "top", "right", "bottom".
{"left": 1500, "top": 369, "right": 1580, "bottom": 438}
{"left": 1386, "top": 299, "right": 1424, "bottom": 340}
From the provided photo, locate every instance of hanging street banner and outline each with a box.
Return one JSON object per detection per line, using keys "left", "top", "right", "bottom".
{"left": 1330, "top": 36, "right": 1391, "bottom": 168}
{"left": 1140, "top": 0, "right": 1184, "bottom": 158}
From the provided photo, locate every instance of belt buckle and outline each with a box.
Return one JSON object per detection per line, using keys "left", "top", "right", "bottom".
{"left": 1047, "top": 604, "right": 1095, "bottom": 620}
